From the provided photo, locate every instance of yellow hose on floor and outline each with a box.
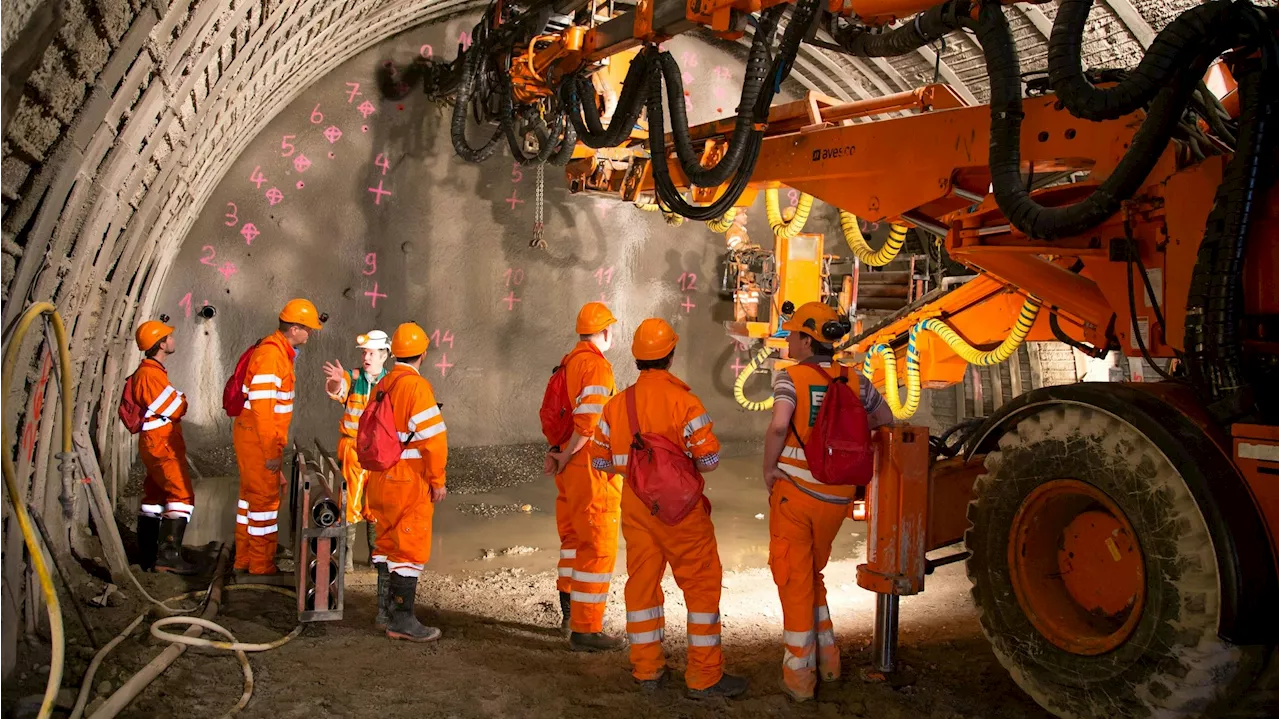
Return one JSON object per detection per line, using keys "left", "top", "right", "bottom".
{"left": 734, "top": 346, "right": 776, "bottom": 411}
{"left": 862, "top": 295, "right": 1043, "bottom": 419}
{"left": 764, "top": 189, "right": 813, "bottom": 240}
{"left": 705, "top": 208, "right": 737, "bottom": 233}
{"left": 839, "top": 212, "right": 908, "bottom": 267}
{"left": 2, "top": 302, "right": 73, "bottom": 719}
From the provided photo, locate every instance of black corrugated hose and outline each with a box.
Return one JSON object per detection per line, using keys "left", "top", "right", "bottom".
{"left": 833, "top": 0, "right": 974, "bottom": 56}
{"left": 1184, "top": 11, "right": 1276, "bottom": 414}
{"left": 560, "top": 50, "right": 652, "bottom": 149}
{"left": 451, "top": 21, "right": 508, "bottom": 163}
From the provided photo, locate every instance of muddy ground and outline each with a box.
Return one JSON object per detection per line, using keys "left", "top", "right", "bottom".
{"left": 5, "top": 453, "right": 1052, "bottom": 719}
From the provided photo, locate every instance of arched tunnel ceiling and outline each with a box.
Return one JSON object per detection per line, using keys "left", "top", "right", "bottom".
{"left": 0, "top": 0, "right": 1202, "bottom": 466}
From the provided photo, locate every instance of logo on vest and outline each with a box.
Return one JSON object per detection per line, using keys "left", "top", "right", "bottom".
{"left": 807, "top": 385, "right": 827, "bottom": 426}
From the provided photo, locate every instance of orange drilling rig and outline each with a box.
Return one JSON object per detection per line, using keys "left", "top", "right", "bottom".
{"left": 382, "top": 0, "right": 1277, "bottom": 715}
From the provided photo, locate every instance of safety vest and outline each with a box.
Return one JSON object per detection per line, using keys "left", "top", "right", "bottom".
{"left": 132, "top": 359, "right": 188, "bottom": 433}
{"left": 337, "top": 368, "right": 387, "bottom": 438}
{"left": 778, "top": 359, "right": 861, "bottom": 502}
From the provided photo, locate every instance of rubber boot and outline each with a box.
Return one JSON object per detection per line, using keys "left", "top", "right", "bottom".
{"left": 570, "top": 631, "right": 626, "bottom": 652}
{"left": 136, "top": 515, "right": 160, "bottom": 572}
{"left": 687, "top": 674, "right": 749, "bottom": 700}
{"left": 344, "top": 524, "right": 357, "bottom": 572}
{"left": 558, "top": 591, "right": 572, "bottom": 637}
{"left": 637, "top": 670, "right": 668, "bottom": 694}
{"left": 374, "top": 563, "right": 391, "bottom": 630}
{"left": 385, "top": 572, "right": 441, "bottom": 642}
{"left": 365, "top": 521, "right": 377, "bottom": 566}
{"left": 155, "top": 518, "right": 198, "bottom": 575}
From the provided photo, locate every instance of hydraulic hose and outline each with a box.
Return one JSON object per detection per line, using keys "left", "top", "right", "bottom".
{"left": 560, "top": 50, "right": 651, "bottom": 149}
{"left": 2, "top": 302, "right": 74, "bottom": 719}
{"left": 450, "top": 31, "right": 507, "bottom": 163}
{"left": 978, "top": 3, "right": 1217, "bottom": 240}
{"left": 734, "top": 346, "right": 776, "bottom": 411}
{"left": 764, "top": 189, "right": 814, "bottom": 240}
{"left": 706, "top": 208, "right": 738, "bottom": 233}
{"left": 839, "top": 212, "right": 907, "bottom": 266}
{"left": 834, "top": 0, "right": 975, "bottom": 56}
{"left": 862, "top": 295, "right": 1042, "bottom": 419}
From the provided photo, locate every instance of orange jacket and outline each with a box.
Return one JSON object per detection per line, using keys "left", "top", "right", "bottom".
{"left": 775, "top": 360, "right": 863, "bottom": 500}
{"left": 381, "top": 364, "right": 448, "bottom": 488}
{"left": 588, "top": 369, "right": 720, "bottom": 476}
{"left": 328, "top": 368, "right": 387, "bottom": 439}
{"left": 131, "top": 359, "right": 187, "bottom": 435}
{"left": 565, "top": 341, "right": 615, "bottom": 439}
{"left": 236, "top": 331, "right": 297, "bottom": 461}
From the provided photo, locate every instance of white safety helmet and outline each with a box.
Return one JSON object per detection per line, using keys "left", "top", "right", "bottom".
{"left": 356, "top": 330, "right": 391, "bottom": 351}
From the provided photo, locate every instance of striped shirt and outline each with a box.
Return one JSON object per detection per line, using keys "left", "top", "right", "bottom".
{"left": 773, "top": 356, "right": 886, "bottom": 418}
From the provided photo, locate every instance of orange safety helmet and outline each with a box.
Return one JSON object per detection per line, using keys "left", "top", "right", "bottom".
{"left": 575, "top": 302, "right": 617, "bottom": 335}
{"left": 279, "top": 298, "right": 326, "bottom": 330}
{"left": 782, "top": 301, "right": 844, "bottom": 342}
{"left": 632, "top": 318, "right": 679, "bottom": 361}
{"left": 391, "top": 323, "right": 430, "bottom": 358}
{"left": 135, "top": 320, "right": 174, "bottom": 352}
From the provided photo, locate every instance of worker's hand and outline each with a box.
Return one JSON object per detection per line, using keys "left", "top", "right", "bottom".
{"left": 429, "top": 485, "right": 447, "bottom": 503}
{"left": 543, "top": 452, "right": 559, "bottom": 476}
{"left": 323, "top": 360, "right": 346, "bottom": 395}
{"left": 764, "top": 466, "right": 788, "bottom": 493}
{"left": 548, "top": 450, "right": 571, "bottom": 476}
{"left": 265, "top": 457, "right": 282, "bottom": 473}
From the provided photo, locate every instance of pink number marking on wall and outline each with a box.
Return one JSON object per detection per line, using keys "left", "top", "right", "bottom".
{"left": 678, "top": 272, "right": 698, "bottom": 291}
{"left": 375, "top": 154, "right": 391, "bottom": 175}
{"left": 459, "top": 30, "right": 472, "bottom": 49}
{"left": 364, "top": 282, "right": 387, "bottom": 308}
{"left": 310, "top": 104, "right": 324, "bottom": 124}
{"left": 200, "top": 245, "right": 217, "bottom": 266}
{"left": 788, "top": 189, "right": 800, "bottom": 205}
{"left": 179, "top": 292, "right": 192, "bottom": 319}
{"left": 431, "top": 329, "right": 455, "bottom": 349}
{"left": 363, "top": 252, "right": 377, "bottom": 276}
{"left": 249, "top": 166, "right": 267, "bottom": 188}
{"left": 680, "top": 51, "right": 699, "bottom": 68}
{"left": 281, "top": 135, "right": 296, "bottom": 157}
{"left": 593, "top": 266, "right": 615, "bottom": 286}
{"left": 368, "top": 180, "right": 392, "bottom": 205}
{"left": 346, "top": 82, "right": 361, "bottom": 103}
{"left": 224, "top": 202, "right": 238, "bottom": 226}
{"left": 712, "top": 66, "right": 731, "bottom": 82}
{"left": 504, "top": 268, "right": 525, "bottom": 286}
{"left": 511, "top": 163, "right": 523, "bottom": 183}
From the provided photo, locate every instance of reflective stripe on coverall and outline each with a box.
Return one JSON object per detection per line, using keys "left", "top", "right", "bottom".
{"left": 555, "top": 341, "right": 622, "bottom": 634}
{"left": 328, "top": 368, "right": 386, "bottom": 524}
{"left": 366, "top": 364, "right": 448, "bottom": 578}
{"left": 589, "top": 369, "right": 724, "bottom": 690}
{"left": 132, "top": 359, "right": 194, "bottom": 521}
{"left": 769, "top": 359, "right": 863, "bottom": 697}
{"left": 232, "top": 331, "right": 296, "bottom": 573}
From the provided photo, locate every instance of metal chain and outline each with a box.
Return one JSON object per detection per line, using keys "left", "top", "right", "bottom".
{"left": 530, "top": 163, "right": 547, "bottom": 249}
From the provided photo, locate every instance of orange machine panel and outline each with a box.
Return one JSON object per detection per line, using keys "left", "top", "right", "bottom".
{"left": 1232, "top": 424, "right": 1278, "bottom": 554}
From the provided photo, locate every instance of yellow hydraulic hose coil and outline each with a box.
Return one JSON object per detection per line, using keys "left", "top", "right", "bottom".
{"left": 706, "top": 208, "right": 738, "bottom": 233}
{"left": 733, "top": 346, "right": 776, "bottom": 411}
{"left": 839, "top": 212, "right": 908, "bottom": 267}
{"left": 2, "top": 302, "right": 73, "bottom": 719}
{"left": 862, "top": 295, "right": 1043, "bottom": 419}
{"left": 764, "top": 189, "right": 814, "bottom": 240}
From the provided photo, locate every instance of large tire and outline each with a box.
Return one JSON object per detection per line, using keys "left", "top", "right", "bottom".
{"left": 965, "top": 403, "right": 1267, "bottom": 719}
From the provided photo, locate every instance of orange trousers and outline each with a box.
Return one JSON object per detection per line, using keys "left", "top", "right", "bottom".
{"left": 232, "top": 420, "right": 283, "bottom": 574}
{"left": 138, "top": 425, "right": 195, "bottom": 520}
{"left": 621, "top": 486, "right": 724, "bottom": 691}
{"left": 554, "top": 452, "right": 621, "bottom": 634}
{"left": 366, "top": 466, "right": 435, "bottom": 577}
{"left": 337, "top": 436, "right": 373, "bottom": 525}
{"left": 768, "top": 480, "right": 848, "bottom": 698}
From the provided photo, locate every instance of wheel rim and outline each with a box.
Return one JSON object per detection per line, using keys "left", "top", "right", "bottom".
{"left": 1008, "top": 479, "right": 1146, "bottom": 655}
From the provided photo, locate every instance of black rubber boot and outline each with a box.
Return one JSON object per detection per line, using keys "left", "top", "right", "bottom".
{"left": 558, "top": 591, "right": 572, "bottom": 637}
{"left": 344, "top": 524, "right": 357, "bottom": 572}
{"left": 638, "top": 670, "right": 669, "bottom": 694}
{"left": 385, "top": 572, "right": 440, "bottom": 642}
{"left": 570, "top": 631, "right": 627, "bottom": 652}
{"left": 375, "top": 563, "right": 391, "bottom": 629}
{"left": 687, "top": 673, "right": 749, "bottom": 700}
{"left": 155, "top": 518, "right": 197, "bottom": 575}
{"left": 365, "top": 522, "right": 377, "bottom": 565}
{"left": 136, "top": 515, "right": 160, "bottom": 572}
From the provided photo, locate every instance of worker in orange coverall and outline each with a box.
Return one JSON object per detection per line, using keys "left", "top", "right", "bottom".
{"left": 544, "top": 301, "right": 625, "bottom": 651}
{"left": 366, "top": 323, "right": 448, "bottom": 642}
{"left": 233, "top": 298, "right": 324, "bottom": 574}
{"left": 129, "top": 319, "right": 197, "bottom": 575}
{"left": 323, "top": 329, "right": 391, "bottom": 572}
{"left": 588, "top": 318, "right": 749, "bottom": 700}
{"left": 762, "top": 302, "right": 893, "bottom": 701}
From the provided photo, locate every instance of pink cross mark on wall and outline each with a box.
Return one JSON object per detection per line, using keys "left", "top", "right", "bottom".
{"left": 240, "top": 223, "right": 260, "bottom": 245}
{"left": 293, "top": 154, "right": 312, "bottom": 173}
{"left": 435, "top": 353, "right": 454, "bottom": 377}
{"left": 365, "top": 282, "right": 387, "bottom": 308}
{"left": 265, "top": 187, "right": 284, "bottom": 205}
{"left": 682, "top": 295, "right": 696, "bottom": 313}
{"left": 730, "top": 356, "right": 747, "bottom": 374}
{"left": 503, "top": 291, "right": 521, "bottom": 310}
{"left": 218, "top": 262, "right": 238, "bottom": 280}
{"left": 368, "top": 180, "right": 392, "bottom": 205}
{"left": 505, "top": 190, "right": 524, "bottom": 210}
{"left": 323, "top": 126, "right": 343, "bottom": 143}
{"left": 357, "top": 100, "right": 377, "bottom": 118}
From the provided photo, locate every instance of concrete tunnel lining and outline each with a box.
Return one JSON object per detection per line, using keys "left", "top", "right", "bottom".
{"left": 0, "top": 0, "right": 1185, "bottom": 682}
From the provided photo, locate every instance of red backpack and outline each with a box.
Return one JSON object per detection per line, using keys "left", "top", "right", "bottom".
{"left": 356, "top": 375, "right": 408, "bottom": 471}
{"left": 790, "top": 365, "right": 874, "bottom": 486}
{"left": 222, "top": 342, "right": 260, "bottom": 417}
{"left": 624, "top": 388, "right": 706, "bottom": 525}
{"left": 118, "top": 373, "right": 145, "bottom": 434}
{"left": 538, "top": 349, "right": 590, "bottom": 447}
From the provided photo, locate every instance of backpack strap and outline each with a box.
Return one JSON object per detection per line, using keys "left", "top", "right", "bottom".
{"left": 625, "top": 387, "right": 645, "bottom": 451}
{"left": 785, "top": 363, "right": 849, "bottom": 446}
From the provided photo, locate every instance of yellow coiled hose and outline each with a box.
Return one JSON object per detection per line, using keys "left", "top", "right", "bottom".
{"left": 862, "top": 295, "right": 1043, "bottom": 419}
{"left": 2, "top": 302, "right": 73, "bottom": 719}
{"left": 733, "top": 346, "right": 776, "bottom": 411}
{"left": 764, "top": 189, "right": 813, "bottom": 240}
{"left": 705, "top": 208, "right": 737, "bottom": 233}
{"left": 635, "top": 201, "right": 685, "bottom": 226}
{"left": 839, "top": 212, "right": 908, "bottom": 266}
